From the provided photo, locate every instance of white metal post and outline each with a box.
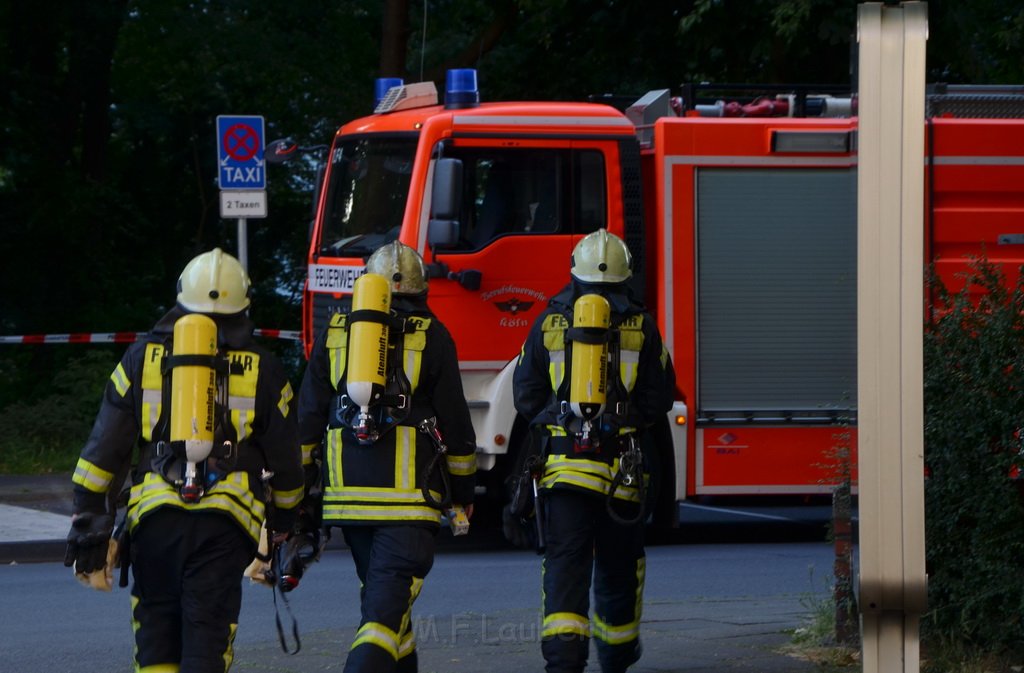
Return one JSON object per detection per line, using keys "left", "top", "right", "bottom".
{"left": 237, "top": 217, "right": 249, "bottom": 273}
{"left": 856, "top": 3, "right": 928, "bottom": 672}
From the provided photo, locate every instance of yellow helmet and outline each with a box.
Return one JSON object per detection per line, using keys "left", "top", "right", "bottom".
{"left": 570, "top": 229, "right": 632, "bottom": 284}
{"left": 176, "top": 248, "right": 251, "bottom": 314}
{"left": 366, "top": 241, "right": 428, "bottom": 295}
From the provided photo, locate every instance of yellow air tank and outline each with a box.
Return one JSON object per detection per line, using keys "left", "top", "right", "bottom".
{"left": 569, "top": 293, "right": 610, "bottom": 421}
{"left": 347, "top": 272, "right": 392, "bottom": 432}
{"left": 170, "top": 313, "right": 218, "bottom": 502}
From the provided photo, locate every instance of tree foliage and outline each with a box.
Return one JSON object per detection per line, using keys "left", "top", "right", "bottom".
{"left": 923, "top": 259, "right": 1024, "bottom": 658}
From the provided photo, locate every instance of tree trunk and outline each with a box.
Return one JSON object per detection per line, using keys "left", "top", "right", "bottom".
{"left": 380, "top": 0, "right": 411, "bottom": 78}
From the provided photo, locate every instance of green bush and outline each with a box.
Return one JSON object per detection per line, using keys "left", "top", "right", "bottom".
{"left": 0, "top": 349, "right": 118, "bottom": 474}
{"left": 923, "top": 258, "right": 1024, "bottom": 661}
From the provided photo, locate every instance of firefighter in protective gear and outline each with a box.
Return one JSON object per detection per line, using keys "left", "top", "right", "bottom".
{"left": 66, "top": 248, "right": 305, "bottom": 673}
{"left": 512, "top": 229, "right": 675, "bottom": 673}
{"left": 298, "top": 240, "right": 477, "bottom": 673}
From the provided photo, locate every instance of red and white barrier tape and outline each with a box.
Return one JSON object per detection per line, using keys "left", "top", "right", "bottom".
{"left": 253, "top": 329, "right": 302, "bottom": 341}
{"left": 0, "top": 329, "right": 301, "bottom": 344}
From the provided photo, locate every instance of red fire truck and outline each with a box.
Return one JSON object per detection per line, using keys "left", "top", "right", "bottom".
{"left": 274, "top": 72, "right": 1024, "bottom": 524}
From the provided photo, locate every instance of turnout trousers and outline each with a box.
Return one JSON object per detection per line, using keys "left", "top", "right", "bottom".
{"left": 341, "top": 525, "right": 436, "bottom": 673}
{"left": 542, "top": 488, "right": 646, "bottom": 673}
{"left": 130, "top": 507, "right": 256, "bottom": 673}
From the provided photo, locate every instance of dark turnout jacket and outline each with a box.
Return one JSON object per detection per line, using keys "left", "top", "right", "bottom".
{"left": 298, "top": 294, "right": 477, "bottom": 527}
{"left": 513, "top": 281, "right": 675, "bottom": 501}
{"left": 71, "top": 307, "right": 305, "bottom": 541}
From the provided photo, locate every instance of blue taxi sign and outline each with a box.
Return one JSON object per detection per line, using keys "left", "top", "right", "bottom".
{"left": 216, "top": 115, "right": 265, "bottom": 190}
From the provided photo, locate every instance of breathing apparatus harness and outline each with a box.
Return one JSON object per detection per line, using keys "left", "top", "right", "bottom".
{"left": 335, "top": 273, "right": 403, "bottom": 444}
{"left": 418, "top": 416, "right": 453, "bottom": 510}
{"left": 333, "top": 311, "right": 426, "bottom": 438}
{"left": 334, "top": 274, "right": 463, "bottom": 527}
{"left": 605, "top": 434, "right": 646, "bottom": 526}
{"left": 558, "top": 293, "right": 646, "bottom": 526}
{"left": 151, "top": 314, "right": 239, "bottom": 503}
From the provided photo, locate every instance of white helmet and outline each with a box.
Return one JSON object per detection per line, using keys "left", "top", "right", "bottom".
{"left": 366, "top": 241, "right": 428, "bottom": 295}
{"left": 176, "top": 248, "right": 251, "bottom": 314}
{"left": 570, "top": 229, "right": 632, "bottom": 284}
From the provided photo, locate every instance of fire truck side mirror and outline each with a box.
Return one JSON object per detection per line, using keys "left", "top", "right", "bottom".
{"left": 265, "top": 137, "right": 329, "bottom": 165}
{"left": 265, "top": 138, "right": 299, "bottom": 164}
{"left": 431, "top": 158, "right": 463, "bottom": 221}
{"left": 428, "top": 158, "right": 464, "bottom": 250}
{"left": 428, "top": 219, "right": 459, "bottom": 250}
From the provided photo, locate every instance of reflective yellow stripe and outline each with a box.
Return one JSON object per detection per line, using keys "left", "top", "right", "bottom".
{"left": 138, "top": 664, "right": 180, "bottom": 672}
{"left": 592, "top": 556, "right": 645, "bottom": 646}
{"left": 326, "top": 313, "right": 349, "bottom": 389}
{"left": 395, "top": 426, "right": 415, "bottom": 491}
{"left": 540, "top": 470, "right": 610, "bottom": 495}
{"left": 635, "top": 556, "right": 646, "bottom": 623}
{"left": 398, "top": 576, "right": 424, "bottom": 653}
{"left": 546, "top": 455, "right": 614, "bottom": 474}
{"left": 352, "top": 621, "right": 400, "bottom": 660}
{"left": 228, "top": 351, "right": 259, "bottom": 442}
{"left": 110, "top": 363, "right": 131, "bottom": 397}
{"left": 619, "top": 349, "right": 640, "bottom": 393}
{"left": 405, "top": 345, "right": 422, "bottom": 389}
{"left": 221, "top": 622, "right": 237, "bottom": 671}
{"left": 126, "top": 472, "right": 265, "bottom": 541}
{"left": 617, "top": 316, "right": 643, "bottom": 392}
{"left": 541, "top": 314, "right": 569, "bottom": 350}
{"left": 72, "top": 458, "right": 115, "bottom": 494}
{"left": 278, "top": 381, "right": 294, "bottom": 418}
{"left": 542, "top": 313, "right": 568, "bottom": 392}
{"left": 301, "top": 442, "right": 318, "bottom": 467}
{"left": 591, "top": 612, "right": 640, "bottom": 645}
{"left": 324, "top": 486, "right": 435, "bottom": 502}
{"left": 548, "top": 350, "right": 565, "bottom": 394}
{"left": 140, "top": 343, "right": 165, "bottom": 441}
{"left": 401, "top": 317, "right": 430, "bottom": 390}
{"left": 141, "top": 388, "right": 161, "bottom": 442}
{"left": 545, "top": 424, "right": 568, "bottom": 437}
{"left": 445, "top": 453, "right": 477, "bottom": 476}
{"left": 273, "top": 485, "right": 304, "bottom": 510}
{"left": 398, "top": 630, "right": 416, "bottom": 658}
{"left": 541, "top": 455, "right": 642, "bottom": 501}
{"left": 542, "top": 611, "right": 590, "bottom": 638}
{"left": 326, "top": 429, "right": 344, "bottom": 488}
{"left": 321, "top": 503, "right": 442, "bottom": 524}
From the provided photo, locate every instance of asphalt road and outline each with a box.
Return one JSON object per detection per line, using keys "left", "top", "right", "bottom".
{"left": 1, "top": 537, "right": 839, "bottom": 673}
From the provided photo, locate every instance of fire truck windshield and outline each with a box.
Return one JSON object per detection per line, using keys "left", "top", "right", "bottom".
{"left": 318, "top": 135, "right": 417, "bottom": 257}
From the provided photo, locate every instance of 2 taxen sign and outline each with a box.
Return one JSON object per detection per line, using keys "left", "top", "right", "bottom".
{"left": 219, "top": 190, "right": 267, "bottom": 219}
{"left": 216, "top": 115, "right": 265, "bottom": 190}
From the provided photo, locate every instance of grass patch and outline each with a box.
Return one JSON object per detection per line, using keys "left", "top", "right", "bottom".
{"left": 782, "top": 571, "right": 860, "bottom": 671}
{"left": 0, "top": 350, "right": 115, "bottom": 474}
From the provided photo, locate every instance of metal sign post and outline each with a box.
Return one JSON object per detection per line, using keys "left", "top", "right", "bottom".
{"left": 856, "top": 3, "right": 928, "bottom": 671}
{"left": 216, "top": 115, "right": 268, "bottom": 272}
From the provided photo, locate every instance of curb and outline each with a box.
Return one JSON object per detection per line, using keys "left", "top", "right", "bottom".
{"left": 2, "top": 540, "right": 67, "bottom": 565}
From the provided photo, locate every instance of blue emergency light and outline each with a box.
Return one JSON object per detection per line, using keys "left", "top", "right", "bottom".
{"left": 445, "top": 69, "right": 479, "bottom": 109}
{"left": 374, "top": 78, "right": 404, "bottom": 108}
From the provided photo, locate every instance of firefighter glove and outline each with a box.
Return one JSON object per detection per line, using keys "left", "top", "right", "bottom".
{"left": 64, "top": 512, "right": 114, "bottom": 574}
{"left": 268, "top": 507, "right": 298, "bottom": 536}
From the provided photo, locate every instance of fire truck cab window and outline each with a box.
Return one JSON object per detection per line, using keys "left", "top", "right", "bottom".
{"left": 446, "top": 147, "right": 606, "bottom": 250}
{"left": 319, "top": 136, "right": 416, "bottom": 258}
